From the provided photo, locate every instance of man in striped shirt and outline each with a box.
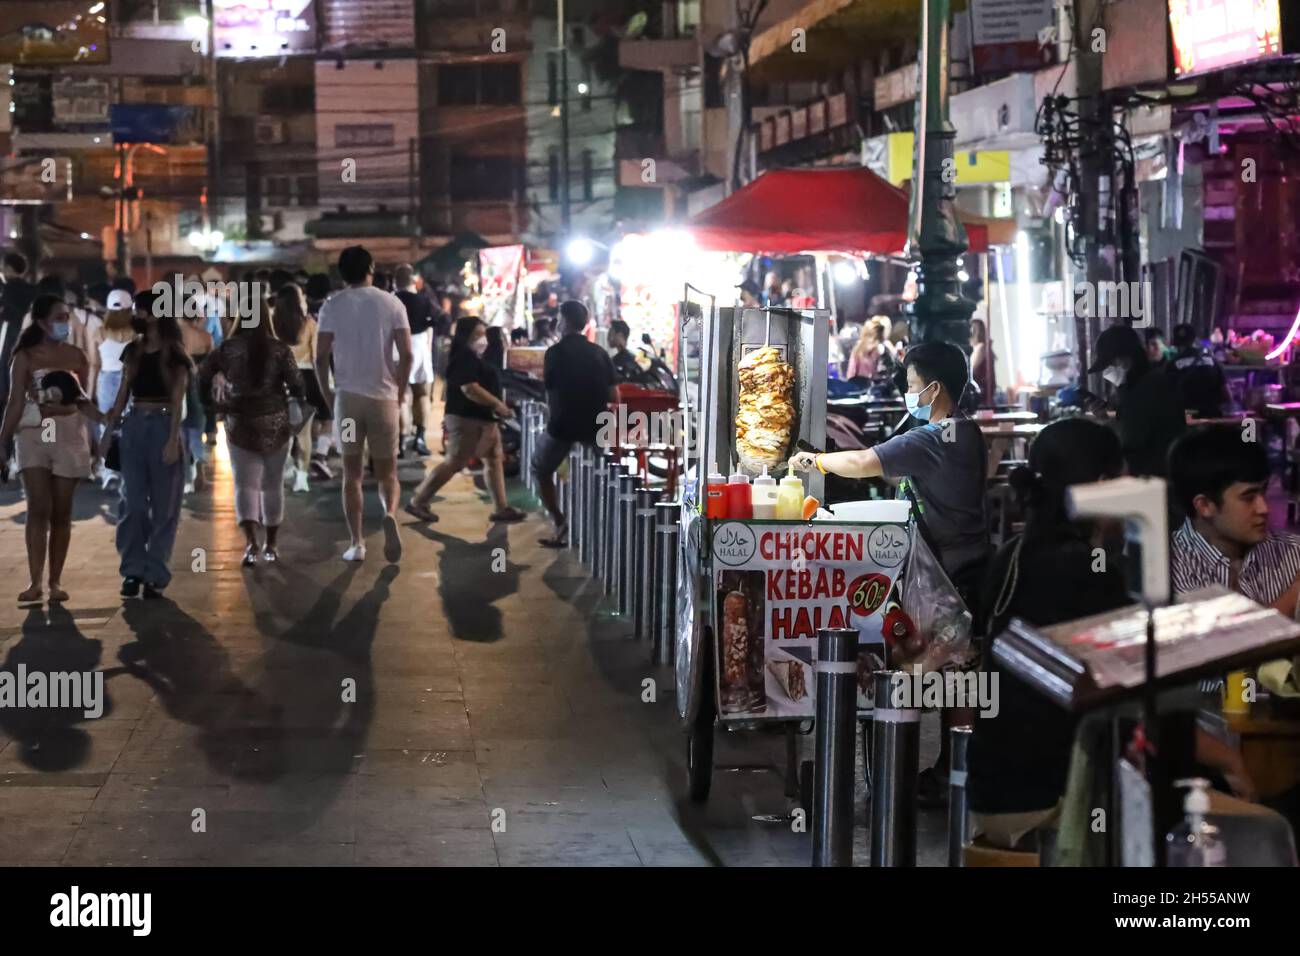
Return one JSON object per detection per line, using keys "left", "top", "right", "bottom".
{"left": 1168, "top": 425, "right": 1300, "bottom": 616}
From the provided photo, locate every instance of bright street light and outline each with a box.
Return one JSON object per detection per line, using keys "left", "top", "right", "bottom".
{"left": 577, "top": 82, "right": 589, "bottom": 95}
{"left": 566, "top": 237, "right": 595, "bottom": 266}
{"left": 833, "top": 260, "right": 858, "bottom": 286}
{"left": 184, "top": 15, "right": 208, "bottom": 38}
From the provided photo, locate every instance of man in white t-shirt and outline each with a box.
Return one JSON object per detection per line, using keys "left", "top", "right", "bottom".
{"left": 316, "top": 245, "right": 413, "bottom": 563}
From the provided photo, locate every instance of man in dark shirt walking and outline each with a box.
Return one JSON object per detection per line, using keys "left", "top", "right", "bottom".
{"left": 534, "top": 300, "right": 617, "bottom": 547}
{"left": 394, "top": 264, "right": 437, "bottom": 456}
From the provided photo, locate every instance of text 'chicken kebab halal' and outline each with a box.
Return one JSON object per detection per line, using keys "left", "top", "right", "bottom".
{"left": 736, "top": 346, "right": 795, "bottom": 474}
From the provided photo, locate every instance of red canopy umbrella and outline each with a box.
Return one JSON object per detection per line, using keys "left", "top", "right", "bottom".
{"left": 688, "top": 166, "right": 998, "bottom": 255}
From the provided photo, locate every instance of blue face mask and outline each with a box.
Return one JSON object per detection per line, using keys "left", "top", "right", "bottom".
{"left": 905, "top": 381, "right": 936, "bottom": 422}
{"left": 49, "top": 321, "right": 70, "bottom": 343}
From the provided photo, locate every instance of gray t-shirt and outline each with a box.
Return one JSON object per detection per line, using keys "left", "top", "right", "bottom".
{"left": 874, "top": 416, "right": 989, "bottom": 579}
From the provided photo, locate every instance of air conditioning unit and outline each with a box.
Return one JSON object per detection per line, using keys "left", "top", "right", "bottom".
{"left": 255, "top": 118, "right": 286, "bottom": 145}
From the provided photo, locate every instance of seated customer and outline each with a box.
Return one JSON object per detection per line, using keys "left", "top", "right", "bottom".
{"left": 1169, "top": 324, "right": 1230, "bottom": 420}
{"left": 968, "top": 419, "right": 1131, "bottom": 851}
{"left": 1168, "top": 424, "right": 1300, "bottom": 616}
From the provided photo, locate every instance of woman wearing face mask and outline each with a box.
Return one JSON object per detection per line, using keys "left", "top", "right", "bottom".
{"left": 98, "top": 291, "right": 195, "bottom": 599}
{"left": 1087, "top": 325, "right": 1186, "bottom": 478}
{"left": 404, "top": 317, "right": 526, "bottom": 524}
{"left": 0, "top": 294, "right": 104, "bottom": 603}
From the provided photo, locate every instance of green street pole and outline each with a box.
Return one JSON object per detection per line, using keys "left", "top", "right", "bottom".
{"left": 905, "top": 0, "right": 975, "bottom": 350}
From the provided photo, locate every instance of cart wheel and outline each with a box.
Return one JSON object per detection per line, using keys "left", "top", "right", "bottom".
{"left": 687, "top": 631, "right": 715, "bottom": 803}
{"left": 799, "top": 759, "right": 814, "bottom": 818}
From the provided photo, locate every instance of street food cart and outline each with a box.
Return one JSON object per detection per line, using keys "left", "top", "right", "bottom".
{"left": 673, "top": 301, "right": 915, "bottom": 802}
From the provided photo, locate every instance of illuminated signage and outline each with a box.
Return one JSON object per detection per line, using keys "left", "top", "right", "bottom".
{"left": 1169, "top": 0, "right": 1282, "bottom": 76}
{"left": 0, "top": 2, "right": 110, "bottom": 65}
{"left": 214, "top": 0, "right": 317, "bottom": 59}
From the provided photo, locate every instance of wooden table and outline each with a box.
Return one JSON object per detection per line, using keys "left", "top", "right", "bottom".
{"left": 1200, "top": 705, "right": 1300, "bottom": 801}
{"left": 980, "top": 423, "right": 1047, "bottom": 478}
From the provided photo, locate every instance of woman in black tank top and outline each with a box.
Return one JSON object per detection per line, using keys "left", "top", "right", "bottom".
{"left": 98, "top": 294, "right": 195, "bottom": 598}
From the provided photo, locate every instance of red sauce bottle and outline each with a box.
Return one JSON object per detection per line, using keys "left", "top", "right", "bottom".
{"left": 726, "top": 470, "right": 752, "bottom": 520}
{"left": 706, "top": 467, "right": 728, "bottom": 518}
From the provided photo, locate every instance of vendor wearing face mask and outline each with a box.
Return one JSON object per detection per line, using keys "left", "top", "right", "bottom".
{"left": 1088, "top": 324, "right": 1186, "bottom": 479}
{"left": 791, "top": 342, "right": 991, "bottom": 805}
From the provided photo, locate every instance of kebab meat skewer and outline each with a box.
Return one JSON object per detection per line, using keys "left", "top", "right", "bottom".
{"left": 736, "top": 345, "right": 795, "bottom": 474}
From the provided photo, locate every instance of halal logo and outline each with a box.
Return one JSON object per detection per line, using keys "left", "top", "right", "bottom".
{"left": 867, "top": 524, "right": 908, "bottom": 568}
{"left": 713, "top": 522, "right": 757, "bottom": 567}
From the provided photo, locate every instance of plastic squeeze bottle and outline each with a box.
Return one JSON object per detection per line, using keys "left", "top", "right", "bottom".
{"left": 706, "top": 466, "right": 728, "bottom": 518}
{"left": 751, "top": 467, "right": 778, "bottom": 519}
{"left": 775, "top": 474, "right": 805, "bottom": 520}
{"left": 1165, "top": 778, "right": 1226, "bottom": 867}
{"left": 726, "top": 469, "right": 752, "bottom": 519}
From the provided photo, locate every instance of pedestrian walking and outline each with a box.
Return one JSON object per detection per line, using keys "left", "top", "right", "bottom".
{"left": 0, "top": 294, "right": 102, "bottom": 603}
{"left": 404, "top": 317, "right": 526, "bottom": 525}
{"left": 200, "top": 300, "right": 304, "bottom": 565}
{"left": 532, "top": 301, "right": 618, "bottom": 547}
{"left": 179, "top": 307, "right": 214, "bottom": 493}
{"left": 314, "top": 245, "right": 413, "bottom": 563}
{"left": 271, "top": 283, "right": 325, "bottom": 494}
{"left": 90, "top": 289, "right": 137, "bottom": 491}
{"left": 394, "top": 264, "right": 435, "bottom": 458}
{"left": 98, "top": 291, "right": 194, "bottom": 599}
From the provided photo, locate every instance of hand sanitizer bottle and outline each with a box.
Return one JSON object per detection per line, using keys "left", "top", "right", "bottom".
{"left": 1166, "top": 778, "right": 1226, "bottom": 867}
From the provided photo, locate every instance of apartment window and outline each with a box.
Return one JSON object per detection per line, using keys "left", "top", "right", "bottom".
{"left": 581, "top": 150, "right": 593, "bottom": 202}
{"left": 547, "top": 148, "right": 559, "bottom": 202}
{"left": 439, "top": 63, "right": 521, "bottom": 106}
{"left": 335, "top": 124, "right": 396, "bottom": 148}
{"left": 263, "top": 175, "right": 293, "bottom": 208}
{"left": 676, "top": 0, "right": 701, "bottom": 36}
{"left": 261, "top": 84, "right": 312, "bottom": 112}
{"left": 450, "top": 154, "right": 520, "bottom": 200}
{"left": 704, "top": 53, "right": 723, "bottom": 108}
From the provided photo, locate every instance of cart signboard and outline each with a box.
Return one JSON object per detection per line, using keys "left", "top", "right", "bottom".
{"left": 711, "top": 519, "right": 910, "bottom": 721}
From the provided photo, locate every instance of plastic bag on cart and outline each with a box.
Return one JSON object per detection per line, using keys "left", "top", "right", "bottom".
{"left": 891, "top": 531, "right": 972, "bottom": 672}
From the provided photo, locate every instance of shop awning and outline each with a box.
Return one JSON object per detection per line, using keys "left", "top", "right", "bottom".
{"left": 746, "top": 0, "right": 966, "bottom": 84}
{"left": 687, "top": 166, "right": 1012, "bottom": 255}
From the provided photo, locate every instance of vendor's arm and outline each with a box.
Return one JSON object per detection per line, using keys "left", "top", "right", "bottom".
{"left": 790, "top": 447, "right": 882, "bottom": 479}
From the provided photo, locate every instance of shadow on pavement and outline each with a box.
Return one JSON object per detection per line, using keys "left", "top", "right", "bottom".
{"left": 0, "top": 604, "right": 112, "bottom": 771}
{"left": 407, "top": 521, "right": 524, "bottom": 643}
{"left": 118, "top": 597, "right": 282, "bottom": 781}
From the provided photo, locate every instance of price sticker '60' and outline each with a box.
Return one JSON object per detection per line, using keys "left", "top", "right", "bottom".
{"left": 848, "top": 573, "right": 891, "bottom": 618}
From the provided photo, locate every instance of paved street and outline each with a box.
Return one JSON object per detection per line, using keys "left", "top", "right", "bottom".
{"left": 0, "top": 425, "right": 944, "bottom": 866}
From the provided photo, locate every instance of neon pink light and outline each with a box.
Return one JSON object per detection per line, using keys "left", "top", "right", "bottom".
{"left": 1266, "top": 303, "right": 1300, "bottom": 360}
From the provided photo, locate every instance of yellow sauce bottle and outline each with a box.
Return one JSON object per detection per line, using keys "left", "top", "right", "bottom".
{"left": 775, "top": 475, "right": 805, "bottom": 520}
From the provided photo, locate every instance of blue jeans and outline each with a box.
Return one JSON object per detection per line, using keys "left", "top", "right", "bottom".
{"left": 96, "top": 369, "right": 122, "bottom": 447}
{"left": 116, "top": 408, "right": 184, "bottom": 589}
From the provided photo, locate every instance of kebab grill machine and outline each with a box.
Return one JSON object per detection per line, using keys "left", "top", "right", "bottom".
{"left": 673, "top": 304, "right": 915, "bottom": 805}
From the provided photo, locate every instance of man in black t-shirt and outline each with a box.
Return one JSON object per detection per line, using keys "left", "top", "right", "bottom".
{"left": 1168, "top": 323, "right": 1229, "bottom": 419}
{"left": 0, "top": 253, "right": 36, "bottom": 410}
{"left": 534, "top": 300, "right": 617, "bottom": 547}
{"left": 395, "top": 265, "right": 436, "bottom": 456}
{"left": 607, "top": 319, "right": 641, "bottom": 381}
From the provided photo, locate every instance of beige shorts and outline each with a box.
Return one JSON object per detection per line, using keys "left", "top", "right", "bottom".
{"left": 335, "top": 390, "right": 400, "bottom": 460}
{"left": 445, "top": 413, "right": 502, "bottom": 462}
{"left": 14, "top": 414, "right": 92, "bottom": 480}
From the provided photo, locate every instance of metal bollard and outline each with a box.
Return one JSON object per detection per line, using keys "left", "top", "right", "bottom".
{"left": 652, "top": 501, "right": 680, "bottom": 665}
{"left": 813, "top": 628, "right": 859, "bottom": 867}
{"left": 633, "top": 486, "right": 658, "bottom": 638}
{"left": 870, "top": 670, "right": 921, "bottom": 867}
{"left": 603, "top": 458, "right": 623, "bottom": 594}
{"left": 591, "top": 452, "right": 609, "bottom": 579}
{"left": 520, "top": 403, "right": 530, "bottom": 492}
{"left": 576, "top": 446, "right": 591, "bottom": 564}
{"left": 947, "top": 726, "right": 972, "bottom": 867}
{"left": 617, "top": 473, "right": 638, "bottom": 615}
{"left": 566, "top": 447, "right": 581, "bottom": 551}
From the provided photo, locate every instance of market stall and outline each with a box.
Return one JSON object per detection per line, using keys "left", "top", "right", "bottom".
{"left": 673, "top": 300, "right": 919, "bottom": 802}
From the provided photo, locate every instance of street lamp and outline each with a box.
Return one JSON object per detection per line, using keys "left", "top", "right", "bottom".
{"left": 565, "top": 236, "right": 596, "bottom": 267}
{"left": 189, "top": 228, "right": 223, "bottom": 253}
{"left": 905, "top": 0, "right": 976, "bottom": 349}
